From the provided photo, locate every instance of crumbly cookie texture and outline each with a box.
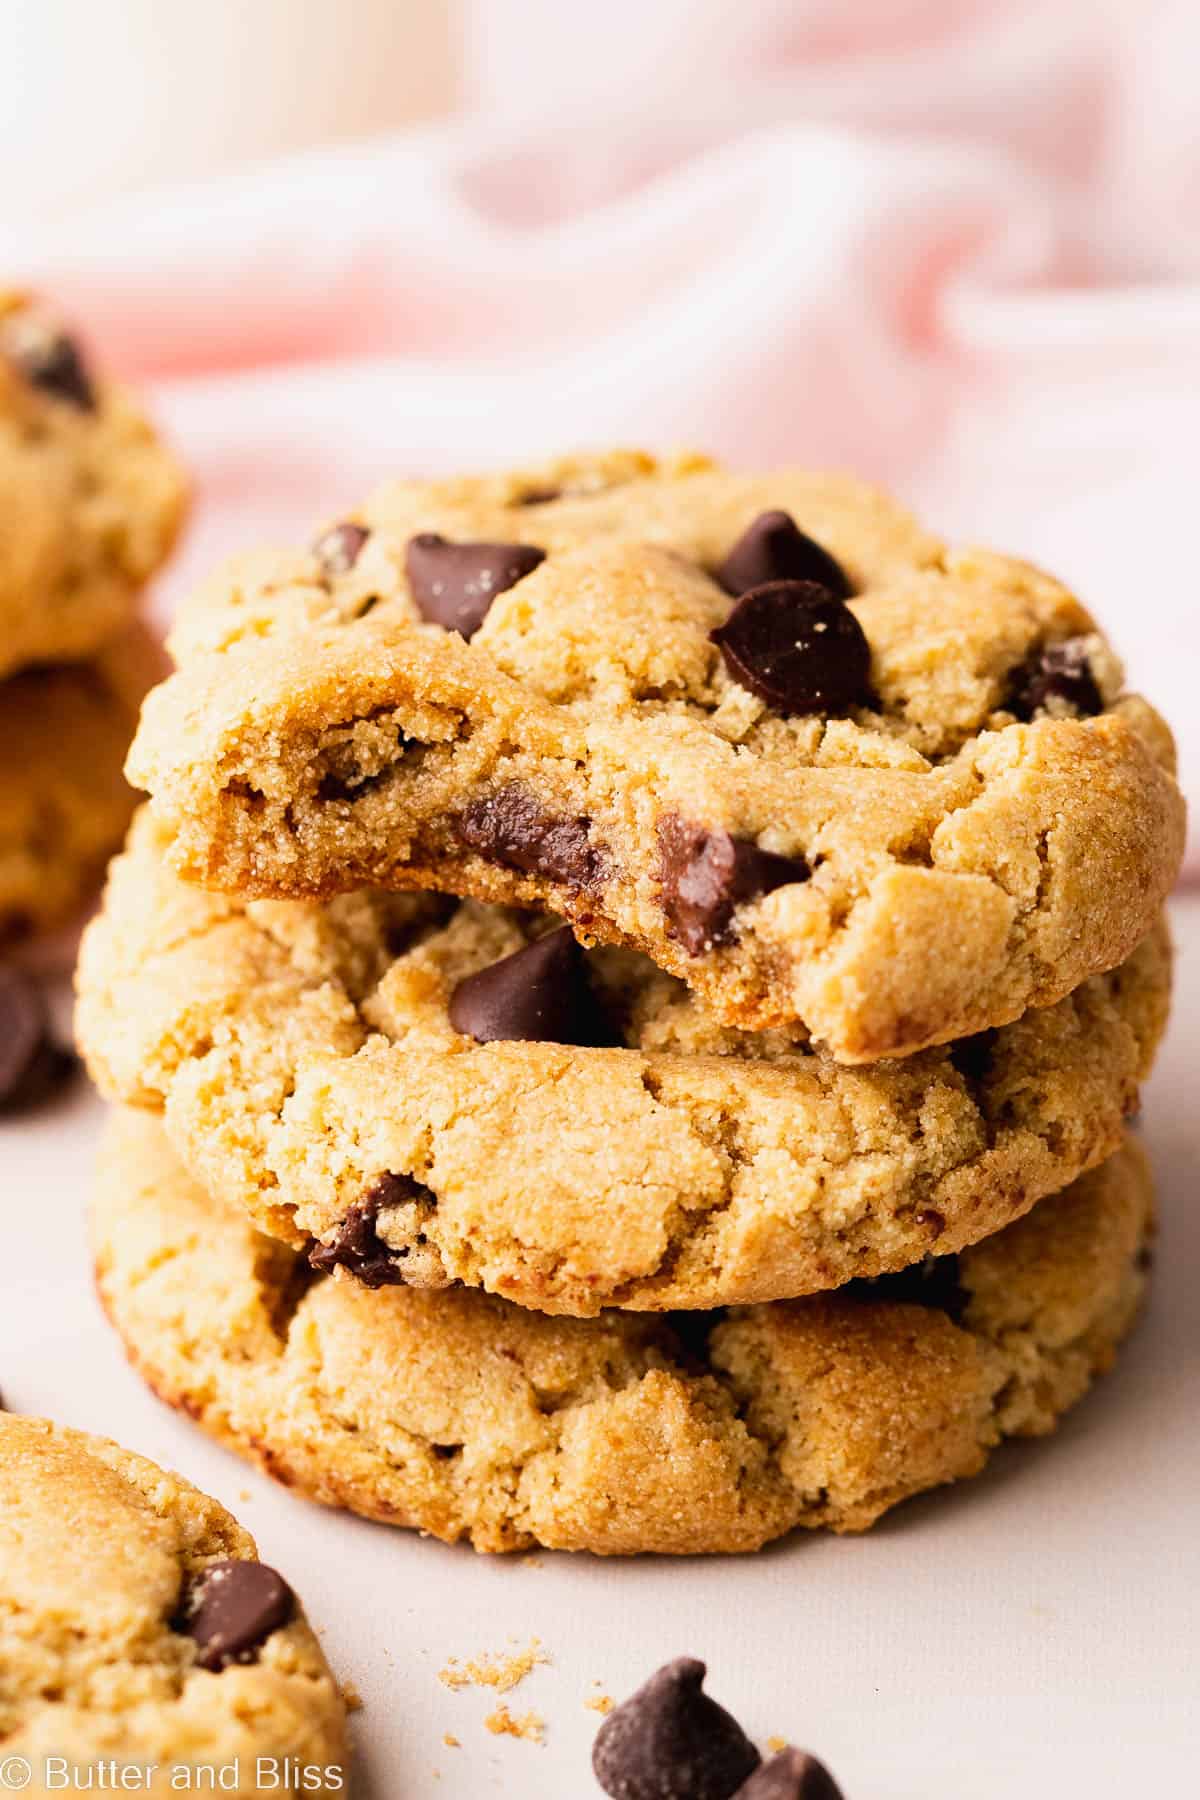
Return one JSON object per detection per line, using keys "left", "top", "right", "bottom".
{"left": 93, "top": 1110, "right": 1153, "bottom": 1554}
{"left": 76, "top": 810, "right": 1167, "bottom": 1316}
{"left": 0, "top": 625, "right": 164, "bottom": 944}
{"left": 129, "top": 450, "right": 1183, "bottom": 1061}
{"left": 0, "top": 291, "right": 187, "bottom": 681}
{"left": 0, "top": 1414, "right": 348, "bottom": 1786}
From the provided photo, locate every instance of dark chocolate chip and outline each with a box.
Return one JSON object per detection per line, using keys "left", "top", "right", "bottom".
{"left": 405, "top": 533, "right": 545, "bottom": 638}
{"left": 449, "top": 926, "right": 614, "bottom": 1047}
{"left": 5, "top": 323, "right": 96, "bottom": 410}
{"left": 717, "top": 510, "right": 851, "bottom": 600}
{"left": 711, "top": 580, "right": 872, "bottom": 716}
{"left": 949, "top": 1029, "right": 997, "bottom": 1086}
{"left": 657, "top": 815, "right": 809, "bottom": 955}
{"left": 459, "top": 785, "right": 608, "bottom": 892}
{"left": 313, "top": 521, "right": 370, "bottom": 576}
{"left": 0, "top": 970, "right": 78, "bottom": 1115}
{"left": 1008, "top": 637, "right": 1103, "bottom": 721}
{"left": 733, "top": 1747, "right": 845, "bottom": 1800}
{"left": 849, "top": 1252, "right": 966, "bottom": 1321}
{"left": 593, "top": 1657, "right": 760, "bottom": 1800}
{"left": 308, "top": 1172, "right": 432, "bottom": 1288}
{"left": 181, "top": 1560, "right": 295, "bottom": 1671}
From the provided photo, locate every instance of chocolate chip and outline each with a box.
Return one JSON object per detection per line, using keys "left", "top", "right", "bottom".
{"left": 313, "top": 521, "right": 370, "bottom": 576}
{"left": 657, "top": 816, "right": 809, "bottom": 955}
{"left": 0, "top": 970, "right": 77, "bottom": 1115}
{"left": 718, "top": 511, "right": 851, "bottom": 600}
{"left": 711, "top": 581, "right": 872, "bottom": 716}
{"left": 1008, "top": 637, "right": 1103, "bottom": 721}
{"left": 449, "top": 926, "right": 614, "bottom": 1047}
{"left": 405, "top": 534, "right": 545, "bottom": 638}
{"left": 593, "top": 1657, "right": 760, "bottom": 1800}
{"left": 181, "top": 1560, "right": 295, "bottom": 1671}
{"left": 459, "top": 785, "right": 608, "bottom": 892}
{"left": 4, "top": 322, "right": 96, "bottom": 410}
{"left": 733, "top": 1748, "right": 845, "bottom": 1800}
{"left": 849, "top": 1252, "right": 966, "bottom": 1321}
{"left": 308, "top": 1172, "right": 432, "bottom": 1288}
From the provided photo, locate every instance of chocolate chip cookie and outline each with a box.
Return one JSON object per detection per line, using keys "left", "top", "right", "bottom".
{"left": 128, "top": 451, "right": 1183, "bottom": 1060}
{"left": 0, "top": 1412, "right": 348, "bottom": 1784}
{"left": 0, "top": 291, "right": 187, "bottom": 681}
{"left": 77, "top": 810, "right": 1166, "bottom": 1316}
{"left": 0, "top": 624, "right": 163, "bottom": 944}
{"left": 92, "top": 1109, "right": 1154, "bottom": 1554}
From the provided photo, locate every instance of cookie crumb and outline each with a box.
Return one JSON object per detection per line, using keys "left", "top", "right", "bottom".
{"left": 485, "top": 1705, "right": 544, "bottom": 1744}
{"left": 438, "top": 1637, "right": 549, "bottom": 1693}
{"left": 442, "top": 1733, "right": 460, "bottom": 1749}
{"left": 768, "top": 1735, "right": 787, "bottom": 1753}
{"left": 585, "top": 1692, "right": 614, "bottom": 1715}
{"left": 341, "top": 1681, "right": 363, "bottom": 1713}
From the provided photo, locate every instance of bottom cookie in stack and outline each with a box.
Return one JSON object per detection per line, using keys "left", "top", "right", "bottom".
{"left": 0, "top": 624, "right": 162, "bottom": 947}
{"left": 93, "top": 1109, "right": 1153, "bottom": 1557}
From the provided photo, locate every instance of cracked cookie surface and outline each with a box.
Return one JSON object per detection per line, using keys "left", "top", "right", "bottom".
{"left": 93, "top": 1110, "right": 1153, "bottom": 1554}
{"left": 0, "top": 625, "right": 163, "bottom": 944}
{"left": 77, "top": 810, "right": 1167, "bottom": 1315}
{"left": 0, "top": 1413, "right": 348, "bottom": 1786}
{"left": 0, "top": 291, "right": 187, "bottom": 681}
{"left": 129, "top": 450, "right": 1184, "bottom": 1060}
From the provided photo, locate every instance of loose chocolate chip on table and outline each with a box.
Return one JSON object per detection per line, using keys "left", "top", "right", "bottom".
{"left": 180, "top": 1559, "right": 295, "bottom": 1672}
{"left": 712, "top": 580, "right": 873, "bottom": 716}
{"left": 593, "top": 1657, "right": 760, "bottom": 1800}
{"left": 733, "top": 1747, "right": 846, "bottom": 1800}
{"left": 1008, "top": 637, "right": 1103, "bottom": 721}
{"left": 0, "top": 969, "right": 77, "bottom": 1114}
{"left": 405, "top": 533, "right": 546, "bottom": 638}
{"left": 308, "top": 1172, "right": 431, "bottom": 1288}
{"left": 450, "top": 926, "right": 614, "bottom": 1047}
{"left": 717, "top": 510, "right": 852, "bottom": 601}
{"left": 313, "top": 520, "right": 370, "bottom": 576}
{"left": 459, "top": 785, "right": 609, "bottom": 892}
{"left": 657, "top": 815, "right": 809, "bottom": 955}
{"left": 4, "top": 323, "right": 96, "bottom": 410}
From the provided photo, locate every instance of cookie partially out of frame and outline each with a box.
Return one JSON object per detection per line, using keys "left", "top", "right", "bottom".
{"left": 129, "top": 451, "right": 1183, "bottom": 1061}
{"left": 0, "top": 1413, "right": 348, "bottom": 1788}
{"left": 93, "top": 1110, "right": 1153, "bottom": 1555}
{"left": 77, "top": 810, "right": 1166, "bottom": 1316}
{"left": 0, "top": 625, "right": 164, "bottom": 945}
{"left": 0, "top": 290, "right": 187, "bottom": 680}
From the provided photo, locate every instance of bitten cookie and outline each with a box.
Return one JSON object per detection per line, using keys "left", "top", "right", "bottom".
{"left": 0, "top": 291, "right": 187, "bottom": 681}
{"left": 0, "top": 625, "right": 164, "bottom": 944}
{"left": 128, "top": 451, "right": 1184, "bottom": 1060}
{"left": 0, "top": 1413, "right": 348, "bottom": 1790}
{"left": 77, "top": 810, "right": 1166, "bottom": 1315}
{"left": 93, "top": 1110, "right": 1153, "bottom": 1555}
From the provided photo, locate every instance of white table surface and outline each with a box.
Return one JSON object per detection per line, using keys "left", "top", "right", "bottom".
{"left": 3, "top": 898, "right": 1198, "bottom": 1799}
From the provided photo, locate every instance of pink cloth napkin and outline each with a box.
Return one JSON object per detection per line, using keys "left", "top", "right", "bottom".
{"left": 12, "top": 0, "right": 1198, "bottom": 866}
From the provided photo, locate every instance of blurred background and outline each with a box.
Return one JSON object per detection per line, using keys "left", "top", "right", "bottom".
{"left": 3, "top": 0, "right": 1197, "bottom": 855}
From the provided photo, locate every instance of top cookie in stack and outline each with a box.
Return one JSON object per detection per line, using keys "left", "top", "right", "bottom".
{"left": 127, "top": 451, "right": 1181, "bottom": 1062}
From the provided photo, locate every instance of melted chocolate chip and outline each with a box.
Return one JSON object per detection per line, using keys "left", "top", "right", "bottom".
{"left": 1008, "top": 637, "right": 1103, "bottom": 721}
{"left": 313, "top": 521, "right": 370, "bottom": 576}
{"left": 718, "top": 510, "right": 851, "bottom": 600}
{"left": 0, "top": 970, "right": 77, "bottom": 1114}
{"left": 308, "top": 1173, "right": 432, "bottom": 1288}
{"left": 459, "top": 785, "right": 608, "bottom": 892}
{"left": 449, "top": 926, "right": 614, "bottom": 1046}
{"left": 657, "top": 816, "right": 809, "bottom": 955}
{"left": 848, "top": 1252, "right": 966, "bottom": 1321}
{"left": 181, "top": 1560, "right": 295, "bottom": 1671}
{"left": 406, "top": 533, "right": 545, "bottom": 638}
{"left": 733, "top": 1748, "right": 845, "bottom": 1800}
{"left": 5, "top": 324, "right": 96, "bottom": 410}
{"left": 711, "top": 580, "right": 872, "bottom": 716}
{"left": 593, "top": 1657, "right": 760, "bottom": 1800}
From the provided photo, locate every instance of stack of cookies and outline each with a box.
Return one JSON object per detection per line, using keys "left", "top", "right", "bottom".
{"left": 78, "top": 451, "right": 1184, "bottom": 1555}
{"left": 0, "top": 292, "right": 185, "bottom": 962}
